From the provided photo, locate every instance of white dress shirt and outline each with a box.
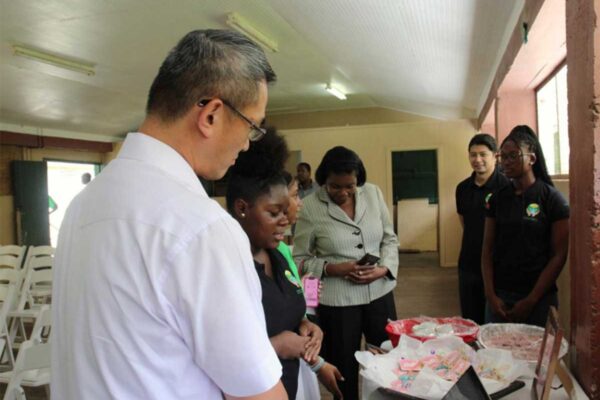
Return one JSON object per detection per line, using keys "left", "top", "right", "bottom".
{"left": 52, "top": 132, "right": 281, "bottom": 399}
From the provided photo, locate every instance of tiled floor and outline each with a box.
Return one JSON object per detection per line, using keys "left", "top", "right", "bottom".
{"left": 1, "top": 252, "right": 459, "bottom": 400}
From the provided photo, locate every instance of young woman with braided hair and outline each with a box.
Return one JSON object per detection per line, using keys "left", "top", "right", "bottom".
{"left": 481, "top": 125, "right": 570, "bottom": 326}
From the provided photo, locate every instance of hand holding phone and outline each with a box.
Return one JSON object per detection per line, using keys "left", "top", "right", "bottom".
{"left": 302, "top": 276, "right": 320, "bottom": 307}
{"left": 357, "top": 253, "right": 380, "bottom": 267}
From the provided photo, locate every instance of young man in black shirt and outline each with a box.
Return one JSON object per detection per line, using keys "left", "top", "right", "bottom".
{"left": 455, "top": 134, "right": 508, "bottom": 324}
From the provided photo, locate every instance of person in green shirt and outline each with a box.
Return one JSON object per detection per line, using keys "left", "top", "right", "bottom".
{"left": 48, "top": 196, "right": 58, "bottom": 214}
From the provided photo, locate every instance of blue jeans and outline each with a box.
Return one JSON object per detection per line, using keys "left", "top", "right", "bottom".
{"left": 485, "top": 289, "right": 558, "bottom": 327}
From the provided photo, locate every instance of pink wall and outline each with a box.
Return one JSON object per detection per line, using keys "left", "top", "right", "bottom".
{"left": 495, "top": 90, "right": 537, "bottom": 143}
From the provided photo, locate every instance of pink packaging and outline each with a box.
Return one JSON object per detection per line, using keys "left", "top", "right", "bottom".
{"left": 302, "top": 276, "right": 319, "bottom": 308}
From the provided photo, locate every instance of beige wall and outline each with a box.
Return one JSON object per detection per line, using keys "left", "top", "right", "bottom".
{"left": 25, "top": 147, "right": 104, "bottom": 163}
{"left": 280, "top": 119, "right": 476, "bottom": 267}
{"left": 268, "top": 107, "right": 434, "bottom": 131}
{"left": 102, "top": 141, "right": 123, "bottom": 164}
{"left": 0, "top": 195, "right": 15, "bottom": 244}
{"left": 397, "top": 199, "right": 438, "bottom": 251}
{"left": 0, "top": 145, "right": 22, "bottom": 244}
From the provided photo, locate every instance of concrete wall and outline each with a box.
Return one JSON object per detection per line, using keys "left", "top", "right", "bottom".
{"left": 281, "top": 119, "right": 476, "bottom": 267}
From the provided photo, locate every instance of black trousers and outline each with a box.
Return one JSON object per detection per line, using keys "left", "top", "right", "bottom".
{"left": 458, "top": 269, "right": 486, "bottom": 325}
{"left": 318, "top": 291, "right": 397, "bottom": 400}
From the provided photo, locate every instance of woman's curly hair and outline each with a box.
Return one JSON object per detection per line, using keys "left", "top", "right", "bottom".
{"left": 226, "top": 127, "right": 290, "bottom": 211}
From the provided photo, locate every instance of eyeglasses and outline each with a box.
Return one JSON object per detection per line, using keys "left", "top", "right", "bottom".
{"left": 495, "top": 151, "right": 534, "bottom": 163}
{"left": 198, "top": 98, "right": 266, "bottom": 142}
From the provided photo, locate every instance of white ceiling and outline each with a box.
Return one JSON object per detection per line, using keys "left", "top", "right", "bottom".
{"left": 0, "top": 0, "right": 523, "bottom": 141}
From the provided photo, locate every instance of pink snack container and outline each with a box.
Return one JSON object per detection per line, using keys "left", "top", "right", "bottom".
{"left": 302, "top": 276, "right": 319, "bottom": 308}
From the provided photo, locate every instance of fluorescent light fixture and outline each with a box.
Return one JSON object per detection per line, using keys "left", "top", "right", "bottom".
{"left": 326, "top": 85, "right": 347, "bottom": 100}
{"left": 12, "top": 45, "right": 95, "bottom": 76}
{"left": 226, "top": 13, "right": 279, "bottom": 52}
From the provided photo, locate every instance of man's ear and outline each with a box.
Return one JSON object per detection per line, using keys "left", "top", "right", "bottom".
{"left": 233, "top": 198, "right": 249, "bottom": 220}
{"left": 196, "top": 99, "right": 224, "bottom": 139}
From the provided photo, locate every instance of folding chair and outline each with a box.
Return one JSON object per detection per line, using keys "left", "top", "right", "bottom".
{"left": 0, "top": 306, "right": 51, "bottom": 389}
{"left": 0, "top": 270, "right": 22, "bottom": 369}
{"left": 1, "top": 340, "right": 50, "bottom": 400}
{"left": 8, "top": 257, "right": 53, "bottom": 348}
{"left": 21, "top": 247, "right": 54, "bottom": 272}
{"left": 0, "top": 247, "right": 27, "bottom": 270}
{"left": 0, "top": 257, "right": 23, "bottom": 272}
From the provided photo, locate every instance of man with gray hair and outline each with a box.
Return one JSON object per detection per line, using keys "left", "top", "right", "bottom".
{"left": 52, "top": 30, "right": 287, "bottom": 399}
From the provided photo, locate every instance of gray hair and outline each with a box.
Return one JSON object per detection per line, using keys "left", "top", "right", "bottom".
{"left": 146, "top": 29, "right": 276, "bottom": 121}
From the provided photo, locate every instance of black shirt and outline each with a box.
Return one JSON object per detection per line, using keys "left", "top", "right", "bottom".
{"left": 486, "top": 179, "right": 569, "bottom": 295}
{"left": 254, "top": 249, "right": 306, "bottom": 400}
{"left": 456, "top": 169, "right": 509, "bottom": 274}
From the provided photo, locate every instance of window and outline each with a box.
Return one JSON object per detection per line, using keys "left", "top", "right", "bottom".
{"left": 47, "top": 161, "right": 99, "bottom": 247}
{"left": 536, "top": 64, "right": 569, "bottom": 175}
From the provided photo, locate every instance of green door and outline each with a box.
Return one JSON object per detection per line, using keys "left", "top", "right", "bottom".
{"left": 11, "top": 161, "right": 51, "bottom": 245}
{"left": 392, "top": 150, "right": 438, "bottom": 204}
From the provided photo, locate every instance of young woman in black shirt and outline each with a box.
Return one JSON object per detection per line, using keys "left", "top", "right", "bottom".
{"left": 481, "top": 125, "right": 569, "bottom": 327}
{"left": 226, "top": 130, "right": 342, "bottom": 399}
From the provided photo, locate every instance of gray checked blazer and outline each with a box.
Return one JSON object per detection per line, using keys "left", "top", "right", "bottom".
{"left": 292, "top": 183, "right": 399, "bottom": 307}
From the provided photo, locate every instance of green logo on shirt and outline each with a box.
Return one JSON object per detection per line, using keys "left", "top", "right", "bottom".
{"left": 526, "top": 203, "right": 541, "bottom": 217}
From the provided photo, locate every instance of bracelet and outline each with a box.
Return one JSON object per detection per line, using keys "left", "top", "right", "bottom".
{"left": 310, "top": 356, "right": 325, "bottom": 373}
{"left": 323, "top": 262, "right": 329, "bottom": 277}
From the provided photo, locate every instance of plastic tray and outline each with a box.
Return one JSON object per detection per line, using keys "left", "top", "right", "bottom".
{"left": 477, "top": 323, "right": 568, "bottom": 364}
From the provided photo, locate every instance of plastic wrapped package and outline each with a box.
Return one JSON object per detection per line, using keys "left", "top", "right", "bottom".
{"left": 386, "top": 317, "right": 479, "bottom": 346}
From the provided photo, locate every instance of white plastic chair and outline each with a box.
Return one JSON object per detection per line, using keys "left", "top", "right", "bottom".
{"left": 1, "top": 340, "right": 50, "bottom": 400}
{"left": 0, "top": 247, "right": 25, "bottom": 257}
{"left": 0, "top": 306, "right": 51, "bottom": 390}
{"left": 8, "top": 257, "right": 53, "bottom": 347}
{"left": 0, "top": 247, "right": 27, "bottom": 270}
{"left": 21, "top": 247, "right": 54, "bottom": 273}
{"left": 18, "top": 258, "right": 53, "bottom": 312}
{"left": 0, "top": 270, "right": 22, "bottom": 368}
{"left": 0, "top": 256, "right": 23, "bottom": 272}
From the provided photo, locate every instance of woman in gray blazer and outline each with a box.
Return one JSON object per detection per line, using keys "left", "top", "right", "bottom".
{"left": 293, "top": 146, "right": 398, "bottom": 400}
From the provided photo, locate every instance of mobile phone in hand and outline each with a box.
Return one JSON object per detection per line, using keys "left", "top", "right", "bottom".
{"left": 357, "top": 253, "right": 380, "bottom": 266}
{"left": 302, "top": 276, "right": 320, "bottom": 307}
